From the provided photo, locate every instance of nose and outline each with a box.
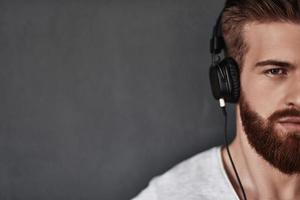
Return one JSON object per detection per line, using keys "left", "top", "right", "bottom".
{"left": 285, "top": 75, "right": 300, "bottom": 109}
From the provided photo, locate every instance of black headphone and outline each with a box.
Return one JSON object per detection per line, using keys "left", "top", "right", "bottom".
{"left": 209, "top": 10, "right": 240, "bottom": 104}
{"left": 209, "top": 10, "right": 248, "bottom": 200}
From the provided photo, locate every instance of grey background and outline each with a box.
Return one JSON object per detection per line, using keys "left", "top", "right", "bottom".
{"left": 0, "top": 0, "right": 236, "bottom": 199}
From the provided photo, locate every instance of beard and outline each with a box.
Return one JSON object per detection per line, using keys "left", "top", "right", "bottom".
{"left": 239, "top": 91, "right": 300, "bottom": 175}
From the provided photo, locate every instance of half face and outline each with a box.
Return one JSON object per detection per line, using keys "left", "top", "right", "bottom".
{"left": 239, "top": 22, "right": 300, "bottom": 174}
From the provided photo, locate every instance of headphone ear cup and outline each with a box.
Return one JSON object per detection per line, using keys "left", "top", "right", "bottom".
{"left": 209, "top": 57, "right": 240, "bottom": 103}
{"left": 223, "top": 57, "right": 240, "bottom": 103}
{"left": 209, "top": 63, "right": 226, "bottom": 101}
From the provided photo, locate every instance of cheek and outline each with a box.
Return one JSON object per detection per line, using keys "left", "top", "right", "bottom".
{"left": 240, "top": 73, "right": 282, "bottom": 118}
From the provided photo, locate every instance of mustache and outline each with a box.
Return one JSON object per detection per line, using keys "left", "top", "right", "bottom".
{"left": 268, "top": 108, "right": 300, "bottom": 122}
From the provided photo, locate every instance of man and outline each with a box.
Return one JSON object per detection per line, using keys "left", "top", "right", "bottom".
{"left": 133, "top": 0, "right": 300, "bottom": 199}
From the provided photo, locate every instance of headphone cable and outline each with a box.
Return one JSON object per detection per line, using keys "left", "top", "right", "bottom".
{"left": 221, "top": 105, "right": 248, "bottom": 200}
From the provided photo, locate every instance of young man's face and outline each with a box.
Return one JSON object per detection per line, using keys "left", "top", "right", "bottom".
{"left": 238, "top": 22, "right": 300, "bottom": 174}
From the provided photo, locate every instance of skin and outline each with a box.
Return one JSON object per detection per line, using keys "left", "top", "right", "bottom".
{"left": 221, "top": 22, "right": 300, "bottom": 200}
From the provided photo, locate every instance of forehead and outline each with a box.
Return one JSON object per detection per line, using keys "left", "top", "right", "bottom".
{"left": 243, "top": 22, "right": 300, "bottom": 66}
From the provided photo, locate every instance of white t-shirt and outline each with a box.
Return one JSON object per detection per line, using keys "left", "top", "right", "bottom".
{"left": 132, "top": 146, "right": 240, "bottom": 200}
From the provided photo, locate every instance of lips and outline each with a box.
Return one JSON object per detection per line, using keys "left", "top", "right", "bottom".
{"left": 277, "top": 117, "right": 300, "bottom": 132}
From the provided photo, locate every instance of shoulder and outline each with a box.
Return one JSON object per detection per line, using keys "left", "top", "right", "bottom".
{"left": 133, "top": 146, "right": 236, "bottom": 200}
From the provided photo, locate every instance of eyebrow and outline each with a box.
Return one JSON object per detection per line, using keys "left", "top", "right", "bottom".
{"left": 255, "top": 60, "right": 293, "bottom": 68}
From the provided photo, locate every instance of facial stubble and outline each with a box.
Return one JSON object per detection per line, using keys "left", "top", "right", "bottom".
{"left": 239, "top": 91, "right": 300, "bottom": 175}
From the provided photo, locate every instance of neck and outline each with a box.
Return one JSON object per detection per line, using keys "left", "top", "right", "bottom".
{"left": 221, "top": 109, "right": 300, "bottom": 200}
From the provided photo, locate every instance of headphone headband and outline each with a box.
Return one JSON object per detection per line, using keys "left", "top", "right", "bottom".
{"left": 210, "top": 10, "right": 225, "bottom": 54}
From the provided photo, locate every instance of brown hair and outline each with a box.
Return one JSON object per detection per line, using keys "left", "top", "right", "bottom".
{"left": 221, "top": 0, "right": 300, "bottom": 68}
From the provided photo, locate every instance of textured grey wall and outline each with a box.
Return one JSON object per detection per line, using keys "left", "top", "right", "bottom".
{"left": 0, "top": 0, "right": 235, "bottom": 199}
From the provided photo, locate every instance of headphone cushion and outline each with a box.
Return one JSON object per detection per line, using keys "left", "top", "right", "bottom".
{"left": 223, "top": 57, "right": 240, "bottom": 103}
